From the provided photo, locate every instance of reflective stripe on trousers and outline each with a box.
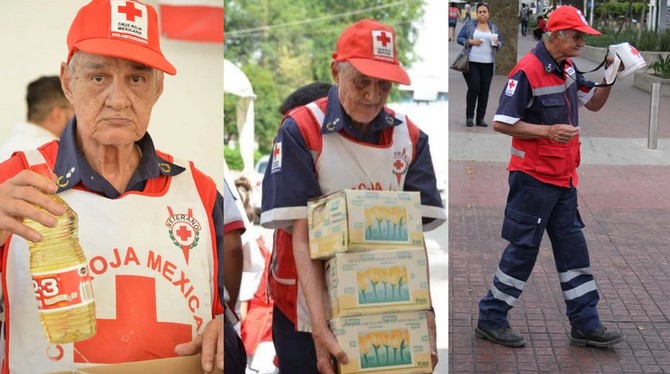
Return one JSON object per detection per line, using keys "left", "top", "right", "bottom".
{"left": 478, "top": 171, "right": 601, "bottom": 331}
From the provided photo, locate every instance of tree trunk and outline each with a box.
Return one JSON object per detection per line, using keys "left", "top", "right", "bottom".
{"left": 489, "top": 0, "right": 518, "bottom": 75}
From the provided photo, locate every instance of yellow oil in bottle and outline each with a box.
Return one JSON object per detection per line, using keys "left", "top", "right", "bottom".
{"left": 24, "top": 194, "right": 96, "bottom": 344}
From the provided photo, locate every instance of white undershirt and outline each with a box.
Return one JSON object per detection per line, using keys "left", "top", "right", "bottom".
{"left": 469, "top": 29, "right": 495, "bottom": 63}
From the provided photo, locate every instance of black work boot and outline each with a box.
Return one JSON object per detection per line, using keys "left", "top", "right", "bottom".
{"left": 569, "top": 325, "right": 625, "bottom": 348}
{"left": 475, "top": 324, "right": 526, "bottom": 348}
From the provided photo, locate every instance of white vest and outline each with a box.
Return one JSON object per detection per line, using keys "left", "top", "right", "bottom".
{"left": 307, "top": 102, "right": 413, "bottom": 194}
{"left": 3, "top": 151, "right": 216, "bottom": 373}
{"left": 290, "top": 103, "right": 413, "bottom": 331}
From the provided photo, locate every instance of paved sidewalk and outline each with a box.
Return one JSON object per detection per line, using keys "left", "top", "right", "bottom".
{"left": 449, "top": 28, "right": 670, "bottom": 373}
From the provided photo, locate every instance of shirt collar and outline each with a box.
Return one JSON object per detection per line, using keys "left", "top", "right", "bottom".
{"left": 534, "top": 41, "right": 573, "bottom": 76}
{"left": 321, "top": 86, "right": 401, "bottom": 138}
{"left": 53, "top": 118, "right": 184, "bottom": 195}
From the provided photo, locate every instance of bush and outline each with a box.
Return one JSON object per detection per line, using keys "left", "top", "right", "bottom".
{"left": 584, "top": 27, "right": 670, "bottom": 52}
{"left": 596, "top": 2, "right": 644, "bottom": 19}
{"left": 649, "top": 55, "right": 670, "bottom": 79}
{"left": 659, "top": 29, "right": 670, "bottom": 52}
{"left": 224, "top": 146, "right": 244, "bottom": 171}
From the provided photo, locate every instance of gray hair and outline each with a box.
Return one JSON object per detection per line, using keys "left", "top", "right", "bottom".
{"left": 544, "top": 30, "right": 577, "bottom": 41}
{"left": 335, "top": 61, "right": 354, "bottom": 76}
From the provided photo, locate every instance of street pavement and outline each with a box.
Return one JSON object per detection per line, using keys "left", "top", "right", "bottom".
{"left": 449, "top": 27, "right": 670, "bottom": 373}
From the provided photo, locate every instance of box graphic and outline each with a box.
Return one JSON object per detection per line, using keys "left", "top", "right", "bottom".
{"left": 363, "top": 206, "right": 409, "bottom": 241}
{"left": 308, "top": 190, "right": 424, "bottom": 259}
{"left": 329, "top": 311, "right": 432, "bottom": 374}
{"left": 326, "top": 249, "right": 430, "bottom": 318}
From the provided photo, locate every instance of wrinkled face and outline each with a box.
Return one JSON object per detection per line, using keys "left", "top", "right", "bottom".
{"left": 60, "top": 52, "right": 163, "bottom": 148}
{"left": 476, "top": 5, "right": 490, "bottom": 23}
{"left": 555, "top": 30, "right": 586, "bottom": 58}
{"left": 332, "top": 63, "right": 392, "bottom": 125}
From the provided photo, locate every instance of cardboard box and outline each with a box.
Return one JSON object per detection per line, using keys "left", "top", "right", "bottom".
{"left": 308, "top": 190, "right": 424, "bottom": 259}
{"left": 50, "top": 355, "right": 223, "bottom": 374}
{"left": 325, "top": 248, "right": 431, "bottom": 318}
{"left": 329, "top": 311, "right": 432, "bottom": 374}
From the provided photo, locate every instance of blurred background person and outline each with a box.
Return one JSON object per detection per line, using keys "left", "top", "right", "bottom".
{"left": 456, "top": 2, "right": 502, "bottom": 127}
{"left": 0, "top": 76, "right": 72, "bottom": 161}
{"left": 534, "top": 15, "right": 548, "bottom": 40}
{"left": 463, "top": 2, "right": 471, "bottom": 23}
{"left": 449, "top": 2, "right": 459, "bottom": 41}
{"left": 520, "top": 3, "right": 530, "bottom": 37}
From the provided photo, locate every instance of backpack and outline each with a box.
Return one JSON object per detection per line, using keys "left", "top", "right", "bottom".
{"left": 520, "top": 8, "right": 529, "bottom": 21}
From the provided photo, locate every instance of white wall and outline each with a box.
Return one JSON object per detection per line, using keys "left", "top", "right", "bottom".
{"left": 0, "top": 1, "right": 223, "bottom": 190}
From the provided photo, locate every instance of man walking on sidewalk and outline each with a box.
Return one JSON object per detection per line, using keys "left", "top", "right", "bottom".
{"left": 519, "top": 3, "right": 530, "bottom": 37}
{"left": 475, "top": 6, "right": 625, "bottom": 349}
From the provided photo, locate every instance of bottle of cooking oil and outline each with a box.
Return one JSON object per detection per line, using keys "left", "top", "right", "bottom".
{"left": 24, "top": 193, "right": 96, "bottom": 344}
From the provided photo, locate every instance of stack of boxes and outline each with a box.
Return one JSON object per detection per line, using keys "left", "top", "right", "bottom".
{"left": 308, "top": 190, "right": 434, "bottom": 374}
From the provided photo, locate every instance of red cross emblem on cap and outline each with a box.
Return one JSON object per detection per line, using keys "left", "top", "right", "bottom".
{"left": 376, "top": 32, "right": 391, "bottom": 47}
{"left": 118, "top": 1, "right": 143, "bottom": 22}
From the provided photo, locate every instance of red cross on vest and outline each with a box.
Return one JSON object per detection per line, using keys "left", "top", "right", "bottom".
{"left": 393, "top": 159, "right": 405, "bottom": 171}
{"left": 176, "top": 225, "right": 193, "bottom": 242}
{"left": 376, "top": 32, "right": 391, "bottom": 47}
{"left": 73, "top": 275, "right": 192, "bottom": 363}
{"left": 118, "top": 1, "right": 143, "bottom": 22}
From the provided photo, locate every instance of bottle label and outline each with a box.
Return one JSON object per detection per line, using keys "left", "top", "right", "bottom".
{"left": 32, "top": 263, "right": 95, "bottom": 312}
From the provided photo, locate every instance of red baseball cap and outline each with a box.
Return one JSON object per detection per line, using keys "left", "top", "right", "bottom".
{"left": 547, "top": 6, "right": 601, "bottom": 35}
{"left": 67, "top": 0, "right": 176, "bottom": 75}
{"left": 332, "top": 19, "right": 410, "bottom": 85}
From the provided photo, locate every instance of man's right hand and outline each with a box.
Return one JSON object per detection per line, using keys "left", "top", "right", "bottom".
{"left": 547, "top": 124, "right": 580, "bottom": 144}
{"left": 313, "top": 326, "right": 348, "bottom": 374}
{"left": 0, "top": 170, "right": 66, "bottom": 243}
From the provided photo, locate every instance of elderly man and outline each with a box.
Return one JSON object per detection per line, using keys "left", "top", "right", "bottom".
{"left": 476, "top": 6, "right": 625, "bottom": 348}
{"left": 261, "top": 19, "right": 446, "bottom": 374}
{"left": 0, "top": 1, "right": 223, "bottom": 372}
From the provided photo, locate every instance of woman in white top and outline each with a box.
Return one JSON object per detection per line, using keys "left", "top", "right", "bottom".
{"left": 456, "top": 2, "right": 503, "bottom": 127}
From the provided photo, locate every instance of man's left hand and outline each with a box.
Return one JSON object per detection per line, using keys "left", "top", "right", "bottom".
{"left": 174, "top": 318, "right": 224, "bottom": 373}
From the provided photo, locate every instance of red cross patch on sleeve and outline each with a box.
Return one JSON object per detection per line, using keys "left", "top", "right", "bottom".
{"left": 271, "top": 142, "right": 282, "bottom": 173}
{"left": 505, "top": 79, "right": 519, "bottom": 97}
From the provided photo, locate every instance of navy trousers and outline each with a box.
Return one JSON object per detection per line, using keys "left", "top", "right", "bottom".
{"left": 479, "top": 171, "right": 601, "bottom": 331}
{"left": 272, "top": 305, "right": 319, "bottom": 373}
{"left": 225, "top": 320, "right": 247, "bottom": 374}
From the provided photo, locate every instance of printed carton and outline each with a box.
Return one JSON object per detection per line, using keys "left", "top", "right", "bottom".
{"left": 49, "top": 355, "right": 222, "bottom": 374}
{"left": 329, "top": 311, "right": 432, "bottom": 374}
{"left": 308, "top": 190, "right": 424, "bottom": 259}
{"left": 325, "top": 248, "right": 430, "bottom": 318}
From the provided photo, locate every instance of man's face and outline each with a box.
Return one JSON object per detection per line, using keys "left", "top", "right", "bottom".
{"left": 61, "top": 52, "right": 163, "bottom": 148}
{"left": 334, "top": 64, "right": 392, "bottom": 126}
{"left": 556, "top": 30, "right": 586, "bottom": 58}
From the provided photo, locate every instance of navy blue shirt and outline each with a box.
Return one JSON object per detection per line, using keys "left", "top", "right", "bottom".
{"left": 494, "top": 41, "right": 595, "bottom": 127}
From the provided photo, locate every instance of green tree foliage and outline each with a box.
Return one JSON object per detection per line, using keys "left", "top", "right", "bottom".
{"left": 224, "top": 0, "right": 424, "bottom": 158}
